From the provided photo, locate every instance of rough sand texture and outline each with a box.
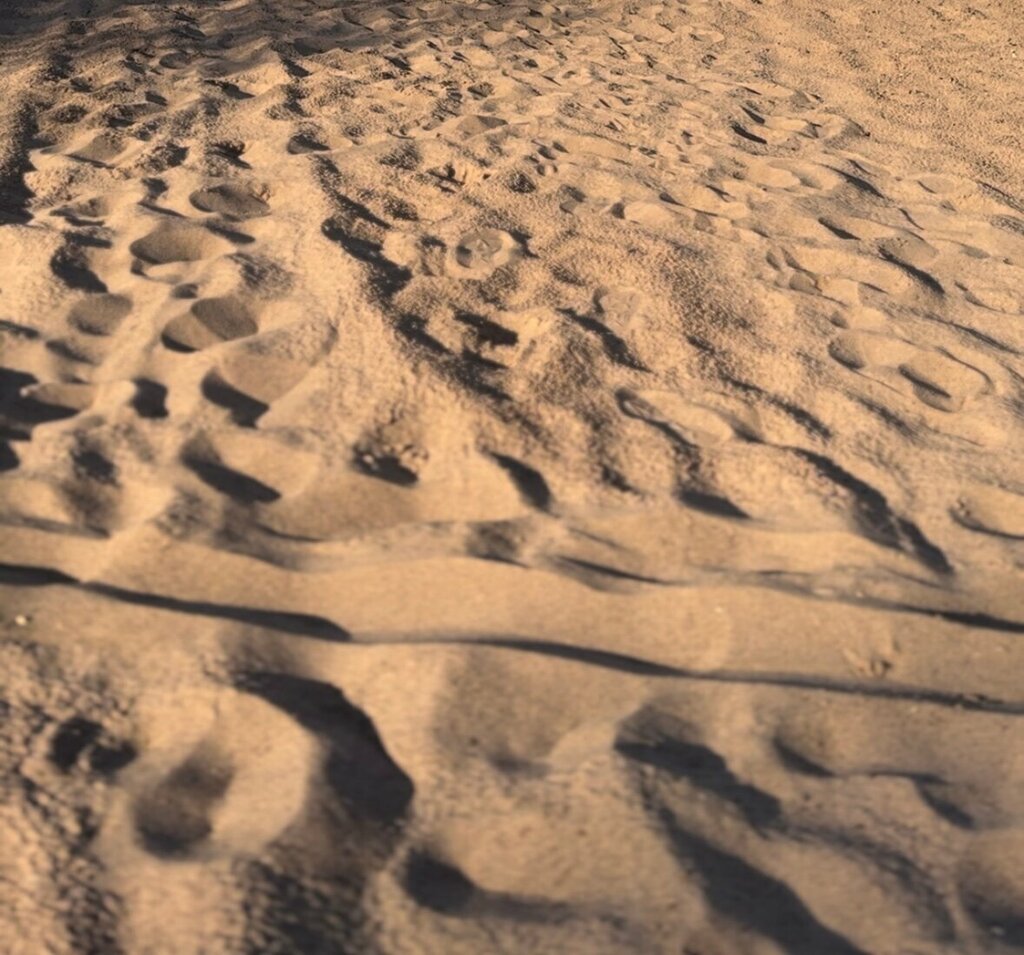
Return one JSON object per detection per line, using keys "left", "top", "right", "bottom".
{"left": 1, "top": 0, "right": 1022, "bottom": 952}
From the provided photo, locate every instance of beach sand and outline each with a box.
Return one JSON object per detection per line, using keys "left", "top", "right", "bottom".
{"left": 1, "top": 0, "right": 1022, "bottom": 951}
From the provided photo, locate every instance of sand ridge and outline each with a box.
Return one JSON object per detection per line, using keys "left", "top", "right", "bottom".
{"left": 0, "top": 0, "right": 1022, "bottom": 952}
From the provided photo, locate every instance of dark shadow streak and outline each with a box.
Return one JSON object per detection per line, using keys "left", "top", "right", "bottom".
{"left": 659, "top": 814, "right": 869, "bottom": 955}
{"left": 411, "top": 635, "right": 1024, "bottom": 716}
{"left": 553, "top": 555, "right": 665, "bottom": 586}
{"left": 560, "top": 307, "right": 649, "bottom": 371}
{"left": 547, "top": 541, "right": 1022, "bottom": 635}
{"left": 1, "top": 564, "right": 1019, "bottom": 713}
{"left": 0, "top": 561, "right": 348, "bottom": 640}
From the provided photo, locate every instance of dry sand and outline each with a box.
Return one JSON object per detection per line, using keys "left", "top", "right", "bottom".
{"left": 1, "top": 0, "right": 1022, "bottom": 952}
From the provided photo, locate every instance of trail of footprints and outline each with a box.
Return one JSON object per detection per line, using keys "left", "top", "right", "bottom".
{"left": 1, "top": 11, "right": 321, "bottom": 536}
{"left": 1, "top": 0, "right": 1023, "bottom": 594}
{"left": 3, "top": 601, "right": 1021, "bottom": 954}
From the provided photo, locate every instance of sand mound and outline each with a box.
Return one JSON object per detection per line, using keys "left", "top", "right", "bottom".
{"left": 1, "top": 0, "right": 1022, "bottom": 951}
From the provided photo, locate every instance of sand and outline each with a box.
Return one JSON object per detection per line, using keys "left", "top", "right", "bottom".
{"left": 0, "top": 0, "right": 1022, "bottom": 951}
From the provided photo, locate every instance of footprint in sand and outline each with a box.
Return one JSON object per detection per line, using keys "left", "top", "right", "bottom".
{"left": 133, "top": 742, "right": 234, "bottom": 856}
{"left": 53, "top": 195, "right": 111, "bottom": 223}
{"left": 829, "top": 331, "right": 990, "bottom": 412}
{"left": 953, "top": 484, "right": 1024, "bottom": 539}
{"left": 158, "top": 51, "right": 192, "bottom": 70}
{"left": 898, "top": 352, "right": 990, "bottom": 412}
{"left": 450, "top": 228, "right": 520, "bottom": 276}
{"left": 18, "top": 380, "right": 99, "bottom": 416}
{"left": 69, "top": 131, "right": 126, "bottom": 167}
{"left": 68, "top": 293, "right": 132, "bottom": 336}
{"left": 594, "top": 287, "right": 653, "bottom": 336}
{"left": 46, "top": 334, "right": 104, "bottom": 367}
{"left": 287, "top": 133, "right": 330, "bottom": 155}
{"left": 733, "top": 106, "right": 812, "bottom": 147}
{"left": 201, "top": 349, "right": 312, "bottom": 425}
{"left": 190, "top": 182, "right": 271, "bottom": 221}
{"left": 162, "top": 297, "right": 260, "bottom": 351}
{"left": 184, "top": 430, "right": 318, "bottom": 501}
{"left": 618, "top": 388, "right": 749, "bottom": 447}
{"left": 463, "top": 307, "right": 553, "bottom": 367}
{"left": 130, "top": 689, "right": 313, "bottom": 859}
{"left": 828, "top": 330, "right": 917, "bottom": 371}
{"left": 448, "top": 115, "right": 509, "bottom": 139}
{"left": 616, "top": 199, "right": 679, "bottom": 230}
{"left": 130, "top": 222, "right": 234, "bottom": 266}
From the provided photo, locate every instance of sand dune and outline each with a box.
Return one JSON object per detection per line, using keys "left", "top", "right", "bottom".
{"left": 1, "top": 0, "right": 1022, "bottom": 952}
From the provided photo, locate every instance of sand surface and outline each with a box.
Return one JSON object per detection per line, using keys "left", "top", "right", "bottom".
{"left": 1, "top": 0, "right": 1023, "bottom": 952}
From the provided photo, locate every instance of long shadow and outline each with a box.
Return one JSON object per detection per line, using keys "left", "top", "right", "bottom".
{"left": 2, "top": 558, "right": 1021, "bottom": 713}
{"left": 0, "top": 560, "right": 349, "bottom": 640}
{"left": 237, "top": 670, "right": 413, "bottom": 821}
{"left": 617, "top": 734, "right": 782, "bottom": 829}
{"left": 660, "top": 813, "right": 869, "bottom": 955}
